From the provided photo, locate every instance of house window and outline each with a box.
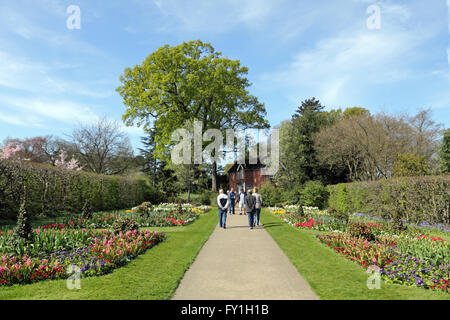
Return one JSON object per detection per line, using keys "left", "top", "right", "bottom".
{"left": 239, "top": 169, "right": 244, "bottom": 180}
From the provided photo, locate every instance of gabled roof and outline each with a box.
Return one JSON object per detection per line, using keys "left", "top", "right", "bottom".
{"left": 226, "top": 158, "right": 266, "bottom": 173}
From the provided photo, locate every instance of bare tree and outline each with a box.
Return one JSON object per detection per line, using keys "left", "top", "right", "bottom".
{"left": 315, "top": 110, "right": 443, "bottom": 182}
{"left": 407, "top": 109, "right": 443, "bottom": 158}
{"left": 69, "top": 118, "right": 134, "bottom": 175}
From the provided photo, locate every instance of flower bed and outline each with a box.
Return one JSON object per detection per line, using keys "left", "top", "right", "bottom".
{"left": 316, "top": 232, "right": 396, "bottom": 269}
{"left": 268, "top": 207, "right": 285, "bottom": 215}
{"left": 316, "top": 232, "right": 450, "bottom": 293}
{"left": 0, "top": 228, "right": 165, "bottom": 287}
{"left": 381, "top": 253, "right": 449, "bottom": 292}
{"left": 87, "top": 212, "right": 196, "bottom": 228}
{"left": 294, "top": 218, "right": 322, "bottom": 229}
{"left": 282, "top": 214, "right": 348, "bottom": 232}
{"left": 52, "top": 206, "right": 210, "bottom": 230}
{"left": 268, "top": 206, "right": 327, "bottom": 215}
{"left": 144, "top": 203, "right": 211, "bottom": 215}
{"left": 272, "top": 206, "right": 450, "bottom": 294}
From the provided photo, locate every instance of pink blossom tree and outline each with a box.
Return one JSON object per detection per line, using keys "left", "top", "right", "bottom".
{"left": 0, "top": 143, "right": 21, "bottom": 160}
{"left": 54, "top": 151, "right": 82, "bottom": 171}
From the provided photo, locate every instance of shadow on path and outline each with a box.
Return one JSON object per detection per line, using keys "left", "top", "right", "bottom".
{"left": 262, "top": 222, "right": 283, "bottom": 229}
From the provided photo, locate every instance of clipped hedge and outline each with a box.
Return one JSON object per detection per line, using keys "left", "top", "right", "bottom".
{"left": 327, "top": 175, "right": 450, "bottom": 225}
{"left": 0, "top": 159, "right": 148, "bottom": 220}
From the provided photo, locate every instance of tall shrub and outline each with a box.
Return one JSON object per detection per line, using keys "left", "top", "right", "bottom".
{"left": 0, "top": 159, "right": 148, "bottom": 220}
{"left": 336, "top": 184, "right": 349, "bottom": 213}
{"left": 299, "top": 181, "right": 328, "bottom": 209}
{"left": 260, "top": 181, "right": 283, "bottom": 207}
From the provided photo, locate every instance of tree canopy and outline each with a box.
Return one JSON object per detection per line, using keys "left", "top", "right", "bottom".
{"left": 116, "top": 40, "right": 269, "bottom": 155}
{"left": 117, "top": 40, "right": 269, "bottom": 190}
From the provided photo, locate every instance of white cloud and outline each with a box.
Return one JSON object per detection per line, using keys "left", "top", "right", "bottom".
{"left": 260, "top": 0, "right": 440, "bottom": 108}
{"left": 150, "top": 0, "right": 280, "bottom": 33}
{"left": 0, "top": 109, "right": 34, "bottom": 127}
{"left": 0, "top": 3, "right": 104, "bottom": 57}
{"left": 120, "top": 125, "right": 145, "bottom": 136}
{"left": 264, "top": 29, "right": 424, "bottom": 106}
{"left": 381, "top": 3, "right": 412, "bottom": 23}
{"left": 0, "top": 96, "right": 99, "bottom": 127}
{"left": 0, "top": 51, "right": 112, "bottom": 99}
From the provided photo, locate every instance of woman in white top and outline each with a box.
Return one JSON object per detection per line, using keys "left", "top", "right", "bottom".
{"left": 238, "top": 189, "right": 245, "bottom": 215}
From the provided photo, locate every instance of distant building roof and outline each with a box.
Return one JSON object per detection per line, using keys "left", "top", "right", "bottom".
{"left": 226, "top": 158, "right": 267, "bottom": 174}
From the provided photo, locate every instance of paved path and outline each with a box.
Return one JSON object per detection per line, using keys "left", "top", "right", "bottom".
{"left": 172, "top": 213, "right": 319, "bottom": 300}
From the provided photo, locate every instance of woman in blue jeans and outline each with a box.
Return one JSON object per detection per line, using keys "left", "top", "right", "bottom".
{"left": 253, "top": 187, "right": 263, "bottom": 227}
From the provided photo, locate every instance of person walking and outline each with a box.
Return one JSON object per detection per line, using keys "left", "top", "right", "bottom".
{"left": 217, "top": 189, "right": 229, "bottom": 229}
{"left": 226, "top": 189, "right": 231, "bottom": 215}
{"left": 228, "top": 188, "right": 236, "bottom": 215}
{"left": 238, "top": 189, "right": 245, "bottom": 215}
{"left": 253, "top": 187, "right": 263, "bottom": 227}
{"left": 244, "top": 189, "right": 257, "bottom": 230}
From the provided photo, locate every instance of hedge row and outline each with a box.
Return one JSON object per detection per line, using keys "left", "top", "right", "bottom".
{"left": 327, "top": 175, "right": 450, "bottom": 225}
{"left": 0, "top": 159, "right": 148, "bottom": 220}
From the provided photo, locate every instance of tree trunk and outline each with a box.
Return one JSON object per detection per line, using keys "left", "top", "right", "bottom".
{"left": 187, "top": 181, "right": 191, "bottom": 202}
{"left": 211, "top": 162, "right": 218, "bottom": 192}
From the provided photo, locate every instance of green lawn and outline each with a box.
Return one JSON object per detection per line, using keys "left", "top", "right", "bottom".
{"left": 262, "top": 209, "right": 450, "bottom": 300}
{"left": 0, "top": 209, "right": 218, "bottom": 300}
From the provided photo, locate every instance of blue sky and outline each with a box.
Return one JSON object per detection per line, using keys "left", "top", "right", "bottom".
{"left": 0, "top": 0, "right": 449, "bottom": 151}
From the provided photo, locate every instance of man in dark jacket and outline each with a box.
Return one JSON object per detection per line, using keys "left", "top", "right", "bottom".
{"left": 228, "top": 188, "right": 236, "bottom": 215}
{"left": 244, "top": 189, "right": 257, "bottom": 229}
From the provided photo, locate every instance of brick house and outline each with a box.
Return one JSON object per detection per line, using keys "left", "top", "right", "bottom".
{"left": 227, "top": 160, "right": 270, "bottom": 193}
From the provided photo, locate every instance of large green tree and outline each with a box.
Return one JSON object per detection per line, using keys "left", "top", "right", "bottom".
{"left": 117, "top": 40, "right": 268, "bottom": 191}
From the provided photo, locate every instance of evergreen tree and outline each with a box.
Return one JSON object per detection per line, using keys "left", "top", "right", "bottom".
{"left": 139, "top": 127, "right": 161, "bottom": 187}
{"left": 292, "top": 97, "right": 325, "bottom": 118}
{"left": 15, "top": 199, "right": 33, "bottom": 241}
{"left": 278, "top": 98, "right": 338, "bottom": 186}
{"left": 139, "top": 127, "right": 177, "bottom": 191}
{"left": 439, "top": 129, "right": 450, "bottom": 173}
